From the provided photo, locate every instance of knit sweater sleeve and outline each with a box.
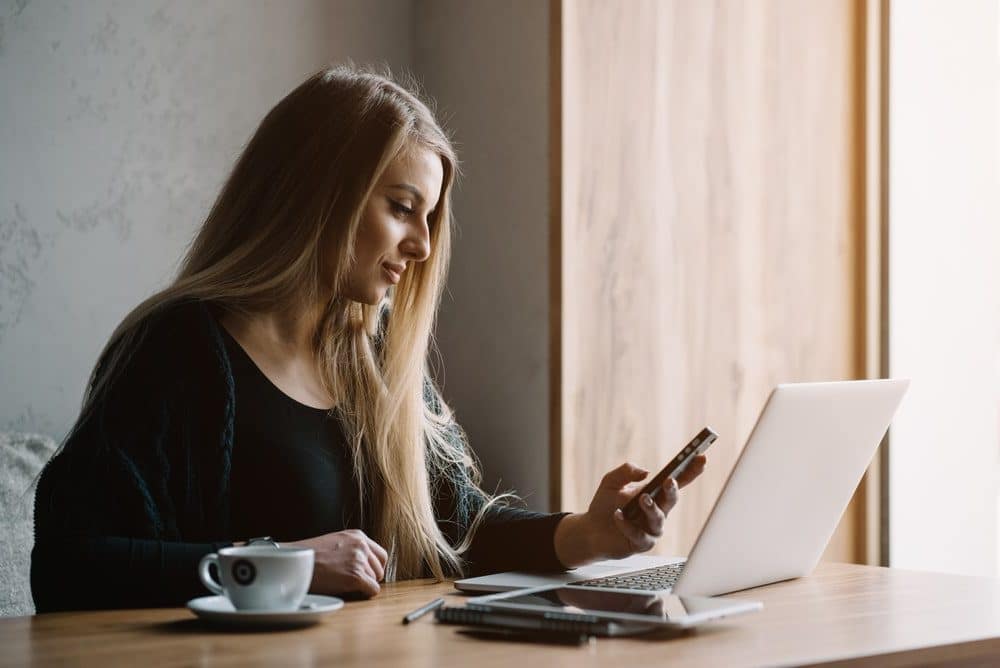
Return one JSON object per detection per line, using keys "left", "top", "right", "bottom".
{"left": 31, "top": 305, "right": 234, "bottom": 611}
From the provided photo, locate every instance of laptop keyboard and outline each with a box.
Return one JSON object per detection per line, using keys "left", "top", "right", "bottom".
{"left": 570, "top": 561, "right": 687, "bottom": 591}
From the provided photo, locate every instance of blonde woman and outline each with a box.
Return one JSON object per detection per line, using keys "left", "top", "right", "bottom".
{"left": 31, "top": 65, "right": 706, "bottom": 612}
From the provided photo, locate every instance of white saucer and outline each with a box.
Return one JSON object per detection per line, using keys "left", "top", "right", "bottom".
{"left": 187, "top": 594, "right": 344, "bottom": 627}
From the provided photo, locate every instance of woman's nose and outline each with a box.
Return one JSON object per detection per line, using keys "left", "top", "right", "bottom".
{"left": 403, "top": 224, "right": 431, "bottom": 262}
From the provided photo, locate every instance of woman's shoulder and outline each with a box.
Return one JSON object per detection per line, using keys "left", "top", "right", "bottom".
{"left": 100, "top": 299, "right": 227, "bottom": 391}
{"left": 143, "top": 298, "right": 220, "bottom": 344}
{"left": 63, "top": 299, "right": 231, "bottom": 455}
{"left": 131, "top": 300, "right": 221, "bottom": 358}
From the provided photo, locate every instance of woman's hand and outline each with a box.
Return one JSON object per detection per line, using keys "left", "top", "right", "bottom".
{"left": 553, "top": 456, "right": 707, "bottom": 569}
{"left": 282, "top": 529, "right": 388, "bottom": 598}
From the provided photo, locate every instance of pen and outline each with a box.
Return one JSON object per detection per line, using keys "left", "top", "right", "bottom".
{"left": 402, "top": 596, "right": 446, "bottom": 624}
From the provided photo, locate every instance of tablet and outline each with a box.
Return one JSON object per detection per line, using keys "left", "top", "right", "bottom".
{"left": 466, "top": 585, "right": 762, "bottom": 629}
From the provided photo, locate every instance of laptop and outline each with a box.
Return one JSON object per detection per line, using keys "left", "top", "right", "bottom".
{"left": 456, "top": 379, "right": 909, "bottom": 597}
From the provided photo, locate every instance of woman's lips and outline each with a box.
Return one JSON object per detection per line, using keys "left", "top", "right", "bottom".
{"left": 382, "top": 264, "right": 402, "bottom": 284}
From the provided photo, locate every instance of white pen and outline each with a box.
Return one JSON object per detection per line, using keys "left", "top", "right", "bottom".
{"left": 402, "top": 597, "right": 446, "bottom": 624}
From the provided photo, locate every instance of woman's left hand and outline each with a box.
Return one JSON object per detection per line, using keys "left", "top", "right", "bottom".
{"left": 553, "top": 456, "right": 707, "bottom": 569}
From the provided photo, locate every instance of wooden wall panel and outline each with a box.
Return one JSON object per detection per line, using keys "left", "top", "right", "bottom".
{"left": 556, "top": 0, "right": 865, "bottom": 562}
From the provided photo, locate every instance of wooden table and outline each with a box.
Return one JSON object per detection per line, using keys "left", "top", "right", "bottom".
{"left": 5, "top": 563, "right": 1000, "bottom": 667}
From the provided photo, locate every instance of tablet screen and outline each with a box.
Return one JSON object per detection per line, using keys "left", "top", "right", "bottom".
{"left": 488, "top": 587, "right": 738, "bottom": 623}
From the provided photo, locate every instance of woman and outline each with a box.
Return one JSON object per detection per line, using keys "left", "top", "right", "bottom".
{"left": 31, "top": 65, "right": 706, "bottom": 612}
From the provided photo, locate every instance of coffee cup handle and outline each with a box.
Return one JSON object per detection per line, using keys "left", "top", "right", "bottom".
{"left": 198, "top": 554, "right": 224, "bottom": 595}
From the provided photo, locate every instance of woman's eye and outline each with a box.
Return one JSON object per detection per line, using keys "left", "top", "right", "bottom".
{"left": 390, "top": 200, "right": 415, "bottom": 217}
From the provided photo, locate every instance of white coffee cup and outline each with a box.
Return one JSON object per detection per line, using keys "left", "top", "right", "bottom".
{"left": 198, "top": 545, "right": 315, "bottom": 611}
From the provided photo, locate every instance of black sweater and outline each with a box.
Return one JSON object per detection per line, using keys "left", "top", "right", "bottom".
{"left": 220, "top": 322, "right": 362, "bottom": 541}
{"left": 31, "top": 300, "right": 566, "bottom": 612}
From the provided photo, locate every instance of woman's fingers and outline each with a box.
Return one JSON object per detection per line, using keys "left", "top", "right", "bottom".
{"left": 654, "top": 478, "right": 679, "bottom": 515}
{"left": 639, "top": 492, "right": 667, "bottom": 536}
{"left": 349, "top": 546, "right": 382, "bottom": 596}
{"left": 596, "top": 456, "right": 708, "bottom": 559}
{"left": 330, "top": 531, "right": 387, "bottom": 593}
{"left": 600, "top": 462, "right": 649, "bottom": 491}
{"left": 351, "top": 569, "right": 381, "bottom": 597}
{"left": 365, "top": 534, "right": 389, "bottom": 569}
{"left": 676, "top": 454, "right": 707, "bottom": 488}
{"left": 613, "top": 508, "right": 656, "bottom": 552}
{"left": 365, "top": 546, "right": 385, "bottom": 582}
{"left": 343, "top": 529, "right": 387, "bottom": 579}
{"left": 621, "top": 480, "right": 648, "bottom": 500}
{"left": 613, "top": 481, "right": 674, "bottom": 553}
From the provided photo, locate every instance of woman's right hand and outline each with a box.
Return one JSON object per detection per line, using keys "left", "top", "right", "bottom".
{"left": 283, "top": 529, "right": 388, "bottom": 598}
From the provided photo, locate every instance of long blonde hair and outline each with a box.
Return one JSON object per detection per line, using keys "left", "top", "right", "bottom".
{"left": 73, "top": 64, "right": 502, "bottom": 581}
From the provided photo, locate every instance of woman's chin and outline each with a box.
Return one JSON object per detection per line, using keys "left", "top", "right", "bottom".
{"left": 341, "top": 284, "right": 389, "bottom": 306}
{"left": 363, "top": 287, "right": 390, "bottom": 306}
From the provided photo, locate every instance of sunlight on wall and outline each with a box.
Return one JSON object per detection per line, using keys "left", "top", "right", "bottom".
{"left": 888, "top": 0, "right": 1000, "bottom": 577}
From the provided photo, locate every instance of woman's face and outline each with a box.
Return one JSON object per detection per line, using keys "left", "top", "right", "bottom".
{"left": 341, "top": 146, "right": 443, "bottom": 305}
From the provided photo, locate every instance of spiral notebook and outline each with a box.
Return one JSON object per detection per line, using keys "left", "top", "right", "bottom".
{"left": 434, "top": 606, "right": 647, "bottom": 637}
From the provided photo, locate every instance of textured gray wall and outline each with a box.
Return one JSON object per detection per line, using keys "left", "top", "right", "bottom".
{"left": 0, "top": 0, "right": 412, "bottom": 438}
{"left": 414, "top": 1, "right": 550, "bottom": 510}
{"left": 0, "top": 0, "right": 550, "bottom": 511}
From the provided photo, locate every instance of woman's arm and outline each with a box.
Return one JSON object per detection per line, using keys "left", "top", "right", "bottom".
{"left": 552, "top": 457, "right": 709, "bottom": 568}
{"left": 31, "top": 407, "right": 234, "bottom": 611}
{"left": 435, "top": 455, "right": 708, "bottom": 576}
{"left": 31, "top": 536, "right": 233, "bottom": 612}
{"left": 461, "top": 505, "right": 570, "bottom": 575}
{"left": 430, "top": 457, "right": 571, "bottom": 575}
{"left": 422, "top": 375, "right": 708, "bottom": 576}
{"left": 423, "top": 374, "right": 571, "bottom": 575}
{"left": 32, "top": 305, "right": 235, "bottom": 611}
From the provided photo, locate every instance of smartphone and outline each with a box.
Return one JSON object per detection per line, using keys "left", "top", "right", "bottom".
{"left": 622, "top": 427, "right": 718, "bottom": 521}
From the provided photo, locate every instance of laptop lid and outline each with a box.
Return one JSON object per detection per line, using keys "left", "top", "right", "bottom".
{"left": 672, "top": 379, "right": 908, "bottom": 596}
